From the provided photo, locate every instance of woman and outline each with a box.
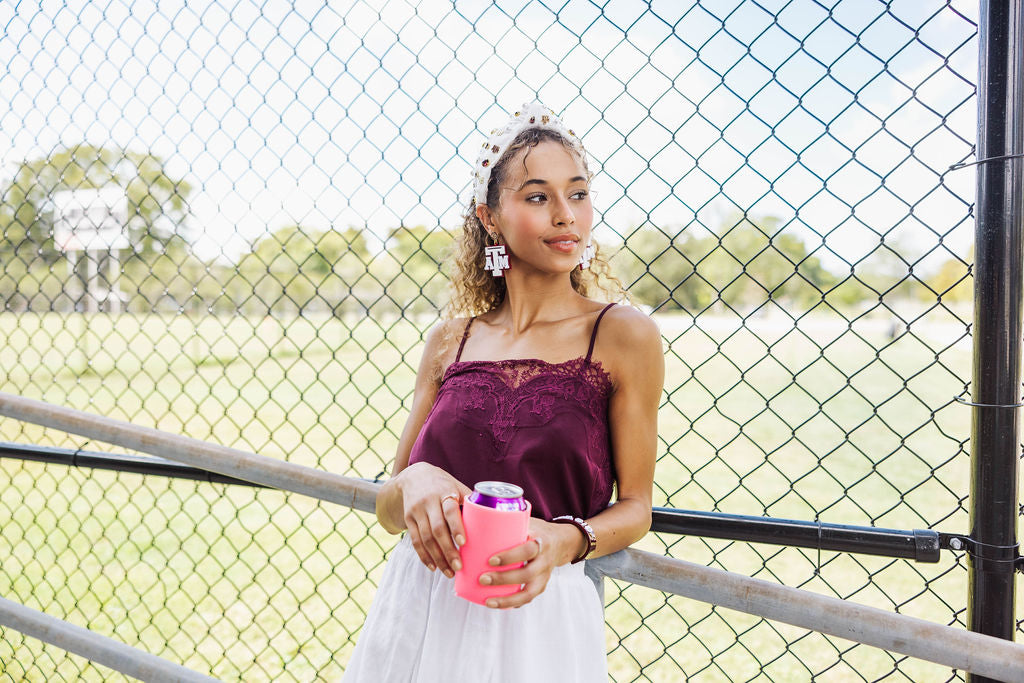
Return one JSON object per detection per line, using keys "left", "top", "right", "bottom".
{"left": 343, "top": 102, "right": 664, "bottom": 682}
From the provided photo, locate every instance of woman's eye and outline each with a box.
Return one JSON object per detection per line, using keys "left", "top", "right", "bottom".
{"left": 526, "top": 194, "right": 546, "bottom": 203}
{"left": 571, "top": 190, "right": 590, "bottom": 200}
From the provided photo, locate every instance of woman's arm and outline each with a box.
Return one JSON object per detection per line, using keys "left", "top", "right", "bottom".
{"left": 481, "top": 306, "right": 664, "bottom": 608}
{"left": 585, "top": 306, "right": 663, "bottom": 556}
{"left": 375, "top": 321, "right": 473, "bottom": 576}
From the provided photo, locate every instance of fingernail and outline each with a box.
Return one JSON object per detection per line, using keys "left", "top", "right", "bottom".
{"left": 427, "top": 564, "right": 436, "bottom": 572}
{"left": 489, "top": 556, "right": 500, "bottom": 566}
{"left": 452, "top": 558, "right": 462, "bottom": 571}
{"left": 479, "top": 574, "right": 492, "bottom": 585}
{"left": 455, "top": 535, "right": 466, "bottom": 546}
{"left": 443, "top": 569, "right": 453, "bottom": 578}
{"left": 486, "top": 599, "right": 498, "bottom": 608}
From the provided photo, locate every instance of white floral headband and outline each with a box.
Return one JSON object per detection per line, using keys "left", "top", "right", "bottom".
{"left": 472, "top": 102, "right": 586, "bottom": 206}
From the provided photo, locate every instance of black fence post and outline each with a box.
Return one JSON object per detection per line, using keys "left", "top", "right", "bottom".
{"left": 968, "top": 3, "right": 1024, "bottom": 679}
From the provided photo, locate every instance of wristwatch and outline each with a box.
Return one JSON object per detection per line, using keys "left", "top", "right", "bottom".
{"left": 551, "top": 515, "right": 597, "bottom": 564}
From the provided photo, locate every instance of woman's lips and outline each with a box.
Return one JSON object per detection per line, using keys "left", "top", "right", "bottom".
{"left": 545, "top": 240, "right": 577, "bottom": 253}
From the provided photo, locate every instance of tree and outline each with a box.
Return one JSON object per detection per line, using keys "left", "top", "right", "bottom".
{"left": 611, "top": 227, "right": 711, "bottom": 311}
{"left": 924, "top": 247, "right": 972, "bottom": 304}
{"left": 234, "top": 225, "right": 373, "bottom": 316}
{"left": 613, "top": 215, "right": 835, "bottom": 313}
{"left": 370, "top": 226, "right": 453, "bottom": 316}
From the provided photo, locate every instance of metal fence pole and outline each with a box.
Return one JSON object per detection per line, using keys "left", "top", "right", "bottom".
{"left": 968, "top": 2, "right": 1024, "bottom": 679}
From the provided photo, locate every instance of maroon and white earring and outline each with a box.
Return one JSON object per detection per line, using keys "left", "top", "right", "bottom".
{"left": 579, "top": 240, "right": 595, "bottom": 270}
{"left": 484, "top": 234, "right": 509, "bottom": 277}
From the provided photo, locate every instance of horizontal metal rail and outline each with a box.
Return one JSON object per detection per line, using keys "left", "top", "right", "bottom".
{"left": 0, "top": 596, "right": 217, "bottom": 682}
{"left": 1, "top": 442, "right": 944, "bottom": 563}
{"left": 651, "top": 507, "right": 942, "bottom": 562}
{"left": 0, "top": 392, "right": 379, "bottom": 515}
{"left": 1, "top": 390, "right": 1022, "bottom": 681}
{"left": 0, "top": 440, "right": 272, "bottom": 487}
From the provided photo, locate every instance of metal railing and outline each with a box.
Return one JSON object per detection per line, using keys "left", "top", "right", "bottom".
{"left": 0, "top": 439, "right": 950, "bottom": 563}
{"left": 2, "top": 392, "right": 1023, "bottom": 682}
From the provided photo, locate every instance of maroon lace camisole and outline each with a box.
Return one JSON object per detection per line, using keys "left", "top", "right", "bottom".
{"left": 407, "top": 303, "right": 616, "bottom": 521}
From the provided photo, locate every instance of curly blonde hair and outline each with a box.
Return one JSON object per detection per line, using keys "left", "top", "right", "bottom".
{"left": 444, "top": 127, "right": 626, "bottom": 321}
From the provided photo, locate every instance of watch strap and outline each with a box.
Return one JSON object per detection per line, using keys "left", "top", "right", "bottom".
{"left": 551, "top": 515, "right": 597, "bottom": 564}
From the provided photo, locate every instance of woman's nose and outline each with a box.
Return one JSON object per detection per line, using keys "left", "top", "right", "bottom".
{"left": 552, "top": 196, "right": 575, "bottom": 225}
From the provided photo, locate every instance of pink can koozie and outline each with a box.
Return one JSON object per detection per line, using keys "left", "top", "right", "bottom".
{"left": 454, "top": 481, "right": 531, "bottom": 605}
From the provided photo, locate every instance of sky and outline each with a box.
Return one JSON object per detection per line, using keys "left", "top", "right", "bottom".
{"left": 0, "top": 0, "right": 979, "bottom": 272}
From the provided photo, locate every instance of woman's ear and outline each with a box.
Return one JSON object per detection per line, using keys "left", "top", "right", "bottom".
{"left": 476, "top": 204, "right": 497, "bottom": 236}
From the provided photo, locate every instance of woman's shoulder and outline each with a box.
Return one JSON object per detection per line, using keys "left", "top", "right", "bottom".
{"left": 598, "top": 303, "right": 661, "bottom": 346}
{"left": 424, "top": 317, "right": 478, "bottom": 353}
{"left": 420, "top": 317, "right": 474, "bottom": 382}
{"left": 592, "top": 303, "right": 663, "bottom": 382}
{"left": 424, "top": 317, "right": 472, "bottom": 343}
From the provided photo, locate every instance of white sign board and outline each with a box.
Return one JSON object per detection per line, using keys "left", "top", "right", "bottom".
{"left": 52, "top": 187, "right": 130, "bottom": 252}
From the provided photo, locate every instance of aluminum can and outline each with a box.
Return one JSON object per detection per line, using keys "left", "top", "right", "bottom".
{"left": 455, "top": 480, "right": 531, "bottom": 605}
{"left": 468, "top": 481, "right": 528, "bottom": 511}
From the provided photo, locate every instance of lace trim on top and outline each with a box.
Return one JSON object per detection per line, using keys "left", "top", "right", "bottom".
{"left": 442, "top": 356, "right": 612, "bottom": 392}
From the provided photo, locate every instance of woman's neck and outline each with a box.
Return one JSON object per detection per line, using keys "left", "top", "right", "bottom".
{"left": 494, "top": 269, "right": 587, "bottom": 335}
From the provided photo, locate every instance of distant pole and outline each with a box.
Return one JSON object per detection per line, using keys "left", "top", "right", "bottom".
{"left": 82, "top": 249, "right": 94, "bottom": 372}
{"left": 84, "top": 248, "right": 96, "bottom": 313}
{"left": 67, "top": 249, "right": 89, "bottom": 373}
{"left": 968, "top": 3, "right": 1024, "bottom": 681}
{"left": 108, "top": 250, "right": 119, "bottom": 314}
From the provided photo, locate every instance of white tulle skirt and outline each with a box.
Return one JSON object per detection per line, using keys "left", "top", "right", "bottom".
{"left": 342, "top": 535, "right": 607, "bottom": 682}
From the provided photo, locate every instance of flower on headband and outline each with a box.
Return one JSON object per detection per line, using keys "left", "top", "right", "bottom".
{"left": 471, "top": 102, "right": 585, "bottom": 206}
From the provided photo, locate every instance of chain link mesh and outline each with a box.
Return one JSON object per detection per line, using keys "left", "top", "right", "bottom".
{"left": 0, "top": 0, "right": 989, "bottom": 680}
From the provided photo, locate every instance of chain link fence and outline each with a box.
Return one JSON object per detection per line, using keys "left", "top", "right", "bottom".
{"left": 0, "top": 0, "right": 986, "bottom": 680}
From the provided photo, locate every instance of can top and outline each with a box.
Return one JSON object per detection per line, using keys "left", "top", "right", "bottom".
{"left": 474, "top": 481, "right": 524, "bottom": 499}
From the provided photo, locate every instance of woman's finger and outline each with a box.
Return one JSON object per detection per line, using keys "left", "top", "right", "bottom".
{"left": 415, "top": 512, "right": 452, "bottom": 575}
{"left": 424, "top": 503, "right": 459, "bottom": 576}
{"left": 407, "top": 508, "right": 449, "bottom": 574}
{"left": 481, "top": 542, "right": 548, "bottom": 587}
{"left": 440, "top": 495, "right": 465, "bottom": 570}
{"left": 487, "top": 538, "right": 541, "bottom": 568}
{"left": 480, "top": 564, "right": 533, "bottom": 586}
{"left": 442, "top": 494, "right": 467, "bottom": 547}
{"left": 485, "top": 575, "right": 549, "bottom": 609}
{"left": 404, "top": 519, "right": 435, "bottom": 571}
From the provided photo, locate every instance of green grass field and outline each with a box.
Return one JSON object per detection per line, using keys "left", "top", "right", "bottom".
{"left": 0, "top": 308, "right": 999, "bottom": 681}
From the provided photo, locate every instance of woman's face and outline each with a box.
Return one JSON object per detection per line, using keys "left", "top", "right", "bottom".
{"left": 488, "top": 140, "right": 593, "bottom": 275}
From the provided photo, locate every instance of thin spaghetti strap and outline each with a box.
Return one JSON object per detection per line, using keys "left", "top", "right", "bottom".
{"left": 454, "top": 318, "right": 475, "bottom": 362}
{"left": 585, "top": 303, "right": 616, "bottom": 363}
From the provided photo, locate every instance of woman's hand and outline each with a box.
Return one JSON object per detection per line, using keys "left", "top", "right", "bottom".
{"left": 475, "top": 518, "right": 587, "bottom": 609}
{"left": 395, "top": 462, "right": 473, "bottom": 577}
